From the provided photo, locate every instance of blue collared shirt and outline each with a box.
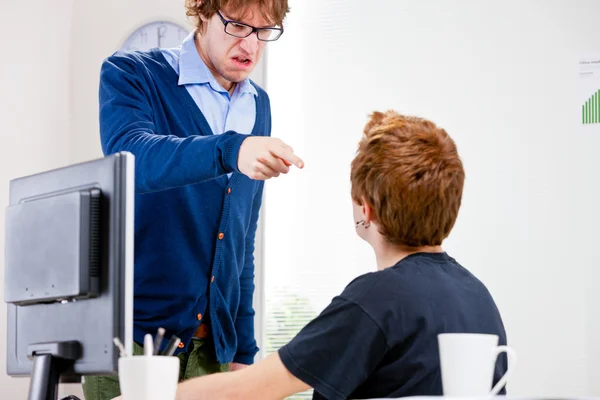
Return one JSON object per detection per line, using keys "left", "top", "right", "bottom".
{"left": 161, "top": 32, "right": 257, "bottom": 138}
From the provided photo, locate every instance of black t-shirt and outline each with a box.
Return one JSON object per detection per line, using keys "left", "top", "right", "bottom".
{"left": 279, "top": 252, "right": 507, "bottom": 400}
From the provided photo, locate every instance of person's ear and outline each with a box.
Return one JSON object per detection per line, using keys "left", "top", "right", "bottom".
{"left": 362, "top": 197, "right": 373, "bottom": 227}
{"left": 197, "top": 1, "right": 209, "bottom": 23}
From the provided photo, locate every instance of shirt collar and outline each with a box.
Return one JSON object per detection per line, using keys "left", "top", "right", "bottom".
{"left": 177, "top": 32, "right": 258, "bottom": 97}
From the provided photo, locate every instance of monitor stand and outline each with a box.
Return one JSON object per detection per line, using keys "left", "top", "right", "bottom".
{"left": 27, "top": 342, "right": 82, "bottom": 400}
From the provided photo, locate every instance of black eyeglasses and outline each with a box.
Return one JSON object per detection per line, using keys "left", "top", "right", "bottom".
{"left": 216, "top": 10, "right": 284, "bottom": 42}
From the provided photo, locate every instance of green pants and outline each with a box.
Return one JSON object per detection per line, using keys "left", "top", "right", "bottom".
{"left": 82, "top": 338, "right": 229, "bottom": 400}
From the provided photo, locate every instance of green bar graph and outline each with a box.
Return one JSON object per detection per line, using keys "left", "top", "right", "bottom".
{"left": 583, "top": 90, "right": 600, "bottom": 124}
{"left": 592, "top": 93, "right": 598, "bottom": 122}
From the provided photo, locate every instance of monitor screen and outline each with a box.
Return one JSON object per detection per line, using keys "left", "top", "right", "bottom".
{"left": 4, "top": 152, "right": 134, "bottom": 397}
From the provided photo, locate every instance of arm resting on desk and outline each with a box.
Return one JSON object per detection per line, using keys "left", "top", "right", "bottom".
{"left": 176, "top": 352, "right": 310, "bottom": 400}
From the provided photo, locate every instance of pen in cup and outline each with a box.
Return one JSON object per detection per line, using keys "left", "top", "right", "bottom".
{"left": 153, "top": 327, "right": 166, "bottom": 355}
{"left": 162, "top": 335, "right": 181, "bottom": 357}
{"left": 112, "top": 337, "right": 128, "bottom": 357}
{"left": 143, "top": 333, "right": 154, "bottom": 356}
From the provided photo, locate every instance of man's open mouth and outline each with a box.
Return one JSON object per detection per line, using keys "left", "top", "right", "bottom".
{"left": 233, "top": 56, "right": 252, "bottom": 66}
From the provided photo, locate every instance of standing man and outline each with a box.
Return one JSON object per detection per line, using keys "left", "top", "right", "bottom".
{"left": 83, "top": 1, "right": 301, "bottom": 399}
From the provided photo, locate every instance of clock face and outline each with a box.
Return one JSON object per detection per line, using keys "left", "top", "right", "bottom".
{"left": 122, "top": 21, "right": 190, "bottom": 51}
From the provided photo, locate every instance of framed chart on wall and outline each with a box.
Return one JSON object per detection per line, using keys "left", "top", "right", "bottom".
{"left": 579, "top": 55, "right": 600, "bottom": 132}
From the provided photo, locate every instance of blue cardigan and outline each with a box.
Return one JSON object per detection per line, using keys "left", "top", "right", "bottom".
{"left": 99, "top": 49, "right": 270, "bottom": 364}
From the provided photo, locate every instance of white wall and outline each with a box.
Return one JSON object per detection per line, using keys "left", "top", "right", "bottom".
{"left": 265, "top": 0, "right": 600, "bottom": 397}
{"left": 0, "top": 0, "right": 74, "bottom": 397}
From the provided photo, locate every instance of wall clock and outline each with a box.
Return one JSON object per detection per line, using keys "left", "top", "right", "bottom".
{"left": 121, "top": 21, "right": 190, "bottom": 51}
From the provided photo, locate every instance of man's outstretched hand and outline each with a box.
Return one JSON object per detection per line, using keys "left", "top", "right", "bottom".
{"left": 238, "top": 137, "right": 304, "bottom": 180}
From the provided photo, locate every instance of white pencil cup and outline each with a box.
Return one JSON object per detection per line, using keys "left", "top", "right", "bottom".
{"left": 118, "top": 355, "right": 180, "bottom": 400}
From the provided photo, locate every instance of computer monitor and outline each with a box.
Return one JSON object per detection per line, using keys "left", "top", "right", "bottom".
{"left": 3, "top": 152, "right": 135, "bottom": 400}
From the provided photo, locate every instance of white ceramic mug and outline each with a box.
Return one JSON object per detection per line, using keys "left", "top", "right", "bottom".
{"left": 118, "top": 355, "right": 180, "bottom": 400}
{"left": 438, "top": 333, "right": 516, "bottom": 397}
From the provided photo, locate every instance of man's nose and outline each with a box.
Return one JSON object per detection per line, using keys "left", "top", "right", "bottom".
{"left": 240, "top": 32, "right": 259, "bottom": 54}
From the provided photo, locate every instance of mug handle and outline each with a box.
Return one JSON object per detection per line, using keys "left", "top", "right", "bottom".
{"left": 489, "top": 345, "right": 517, "bottom": 396}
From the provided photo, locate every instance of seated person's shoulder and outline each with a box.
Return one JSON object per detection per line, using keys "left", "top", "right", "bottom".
{"left": 339, "top": 252, "right": 454, "bottom": 305}
{"left": 339, "top": 252, "right": 499, "bottom": 327}
{"left": 337, "top": 270, "right": 387, "bottom": 304}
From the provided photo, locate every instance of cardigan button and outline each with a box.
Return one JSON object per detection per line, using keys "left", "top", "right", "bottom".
{"left": 197, "top": 313, "right": 202, "bottom": 321}
{"left": 227, "top": 188, "right": 232, "bottom": 195}
{"left": 218, "top": 232, "right": 225, "bottom": 240}
{"left": 211, "top": 276, "right": 215, "bottom": 283}
{"left": 178, "top": 342, "right": 185, "bottom": 349}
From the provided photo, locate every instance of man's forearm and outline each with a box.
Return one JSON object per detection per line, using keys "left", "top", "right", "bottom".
{"left": 99, "top": 57, "right": 249, "bottom": 194}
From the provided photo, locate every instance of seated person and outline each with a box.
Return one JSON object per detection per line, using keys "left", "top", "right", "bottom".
{"left": 118, "top": 110, "right": 509, "bottom": 400}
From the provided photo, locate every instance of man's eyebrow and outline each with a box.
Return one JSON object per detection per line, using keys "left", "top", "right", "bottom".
{"left": 223, "top": 12, "right": 241, "bottom": 21}
{"left": 223, "top": 11, "right": 278, "bottom": 27}
{"left": 222, "top": 11, "right": 246, "bottom": 22}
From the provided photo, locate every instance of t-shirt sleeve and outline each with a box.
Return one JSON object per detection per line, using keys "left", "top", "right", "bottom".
{"left": 278, "top": 297, "right": 389, "bottom": 400}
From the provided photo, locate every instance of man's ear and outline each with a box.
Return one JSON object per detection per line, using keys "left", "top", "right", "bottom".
{"left": 196, "top": 1, "right": 209, "bottom": 23}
